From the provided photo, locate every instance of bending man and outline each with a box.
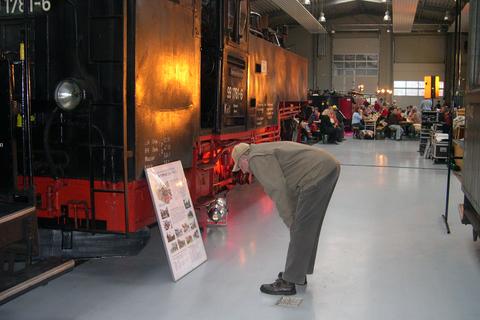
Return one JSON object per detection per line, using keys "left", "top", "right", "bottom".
{"left": 231, "top": 141, "right": 340, "bottom": 295}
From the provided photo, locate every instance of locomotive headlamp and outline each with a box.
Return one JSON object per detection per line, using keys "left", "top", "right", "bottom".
{"left": 207, "top": 197, "right": 228, "bottom": 223}
{"left": 54, "top": 79, "right": 85, "bottom": 111}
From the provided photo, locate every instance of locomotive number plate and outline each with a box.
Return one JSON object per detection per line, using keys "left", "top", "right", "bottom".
{"left": 1, "top": 0, "right": 51, "bottom": 15}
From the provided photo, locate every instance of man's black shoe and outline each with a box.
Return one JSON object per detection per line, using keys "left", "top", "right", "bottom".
{"left": 260, "top": 278, "right": 296, "bottom": 296}
{"left": 277, "top": 272, "right": 307, "bottom": 286}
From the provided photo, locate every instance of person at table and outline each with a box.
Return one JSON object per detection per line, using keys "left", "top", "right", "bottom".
{"left": 404, "top": 105, "right": 413, "bottom": 118}
{"left": 407, "top": 107, "right": 421, "bottom": 134}
{"left": 332, "top": 105, "right": 345, "bottom": 141}
{"left": 320, "top": 109, "right": 341, "bottom": 144}
{"left": 308, "top": 107, "right": 321, "bottom": 137}
{"left": 352, "top": 107, "right": 364, "bottom": 130}
{"left": 439, "top": 106, "right": 452, "bottom": 134}
{"left": 387, "top": 108, "right": 404, "bottom": 140}
{"left": 380, "top": 105, "right": 389, "bottom": 119}
{"left": 396, "top": 108, "right": 406, "bottom": 121}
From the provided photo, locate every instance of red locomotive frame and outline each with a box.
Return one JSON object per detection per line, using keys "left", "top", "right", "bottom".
{"left": 31, "top": 102, "right": 302, "bottom": 233}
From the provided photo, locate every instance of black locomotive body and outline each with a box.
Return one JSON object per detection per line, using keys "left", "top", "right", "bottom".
{"left": 0, "top": 0, "right": 308, "bottom": 257}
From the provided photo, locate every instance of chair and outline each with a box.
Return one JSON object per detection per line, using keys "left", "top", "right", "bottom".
{"left": 352, "top": 125, "right": 361, "bottom": 139}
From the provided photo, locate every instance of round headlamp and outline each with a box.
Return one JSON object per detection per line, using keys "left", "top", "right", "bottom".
{"left": 54, "top": 79, "right": 85, "bottom": 112}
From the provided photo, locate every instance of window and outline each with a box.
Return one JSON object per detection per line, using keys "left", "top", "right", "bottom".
{"left": 333, "top": 54, "right": 379, "bottom": 77}
{"left": 227, "top": 0, "right": 248, "bottom": 44}
{"left": 394, "top": 80, "right": 444, "bottom": 97}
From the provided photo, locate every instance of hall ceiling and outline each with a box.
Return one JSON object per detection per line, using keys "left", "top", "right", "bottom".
{"left": 250, "top": 0, "right": 460, "bottom": 32}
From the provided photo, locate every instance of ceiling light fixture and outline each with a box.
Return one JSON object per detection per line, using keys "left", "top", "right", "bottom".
{"left": 383, "top": 10, "right": 390, "bottom": 22}
{"left": 304, "top": 0, "right": 311, "bottom": 5}
{"left": 319, "top": 12, "right": 326, "bottom": 23}
{"left": 444, "top": 11, "right": 449, "bottom": 21}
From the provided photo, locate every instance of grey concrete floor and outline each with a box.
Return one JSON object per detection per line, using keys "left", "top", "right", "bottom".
{"left": 3, "top": 139, "right": 480, "bottom": 320}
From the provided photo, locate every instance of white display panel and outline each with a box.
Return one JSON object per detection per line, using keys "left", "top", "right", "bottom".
{"left": 145, "top": 161, "right": 207, "bottom": 281}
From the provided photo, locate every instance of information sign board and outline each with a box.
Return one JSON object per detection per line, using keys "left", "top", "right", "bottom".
{"left": 145, "top": 161, "right": 207, "bottom": 281}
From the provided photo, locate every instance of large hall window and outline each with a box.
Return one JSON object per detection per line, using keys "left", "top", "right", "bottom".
{"left": 333, "top": 54, "right": 379, "bottom": 77}
{"left": 394, "top": 80, "right": 444, "bottom": 97}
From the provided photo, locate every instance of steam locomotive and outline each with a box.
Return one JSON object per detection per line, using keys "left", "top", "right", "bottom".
{"left": 0, "top": 0, "right": 308, "bottom": 257}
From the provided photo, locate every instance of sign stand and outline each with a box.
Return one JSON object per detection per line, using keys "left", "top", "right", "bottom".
{"left": 145, "top": 161, "right": 207, "bottom": 281}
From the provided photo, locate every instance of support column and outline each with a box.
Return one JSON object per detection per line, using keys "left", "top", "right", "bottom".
{"left": 378, "top": 29, "right": 393, "bottom": 103}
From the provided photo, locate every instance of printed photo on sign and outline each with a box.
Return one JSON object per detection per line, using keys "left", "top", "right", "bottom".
{"left": 170, "top": 243, "right": 179, "bottom": 254}
{"left": 175, "top": 228, "right": 183, "bottom": 238}
{"left": 158, "top": 182, "right": 173, "bottom": 204}
{"left": 178, "top": 238, "right": 186, "bottom": 249}
{"left": 166, "top": 232, "right": 176, "bottom": 243}
{"left": 163, "top": 220, "right": 172, "bottom": 230}
{"left": 160, "top": 208, "right": 170, "bottom": 220}
{"left": 190, "top": 221, "right": 197, "bottom": 230}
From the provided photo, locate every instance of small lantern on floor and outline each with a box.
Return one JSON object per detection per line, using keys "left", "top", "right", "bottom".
{"left": 207, "top": 197, "right": 228, "bottom": 225}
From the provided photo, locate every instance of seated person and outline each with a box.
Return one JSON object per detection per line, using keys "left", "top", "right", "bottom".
{"left": 294, "top": 112, "right": 312, "bottom": 142}
{"left": 332, "top": 105, "right": 345, "bottom": 141}
{"left": 380, "top": 105, "right": 389, "bottom": 119}
{"left": 308, "top": 107, "right": 321, "bottom": 125}
{"left": 319, "top": 112, "right": 340, "bottom": 144}
{"left": 387, "top": 108, "right": 404, "bottom": 140}
{"left": 325, "top": 108, "right": 343, "bottom": 143}
{"left": 440, "top": 106, "right": 452, "bottom": 134}
{"left": 351, "top": 107, "right": 364, "bottom": 130}
{"left": 407, "top": 107, "right": 422, "bottom": 134}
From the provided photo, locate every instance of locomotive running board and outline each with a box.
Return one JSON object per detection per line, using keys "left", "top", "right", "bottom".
{"left": 0, "top": 258, "right": 74, "bottom": 305}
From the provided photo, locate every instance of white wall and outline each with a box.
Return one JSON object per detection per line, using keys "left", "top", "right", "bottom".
{"left": 393, "top": 34, "right": 446, "bottom": 107}
{"left": 285, "top": 27, "right": 332, "bottom": 90}
{"left": 332, "top": 34, "right": 380, "bottom": 94}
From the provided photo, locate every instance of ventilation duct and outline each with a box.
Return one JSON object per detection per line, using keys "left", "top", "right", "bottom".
{"left": 270, "top": 0, "right": 327, "bottom": 33}
{"left": 392, "top": 0, "right": 419, "bottom": 33}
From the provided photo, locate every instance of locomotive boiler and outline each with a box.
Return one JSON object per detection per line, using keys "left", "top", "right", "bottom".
{"left": 0, "top": 0, "right": 308, "bottom": 258}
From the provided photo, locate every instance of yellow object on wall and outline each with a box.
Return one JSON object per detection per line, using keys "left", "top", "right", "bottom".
{"left": 424, "top": 76, "right": 432, "bottom": 99}
{"left": 435, "top": 76, "right": 441, "bottom": 99}
{"left": 424, "top": 75, "right": 441, "bottom": 99}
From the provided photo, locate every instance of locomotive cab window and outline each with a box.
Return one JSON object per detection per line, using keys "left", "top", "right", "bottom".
{"left": 227, "top": 0, "right": 248, "bottom": 44}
